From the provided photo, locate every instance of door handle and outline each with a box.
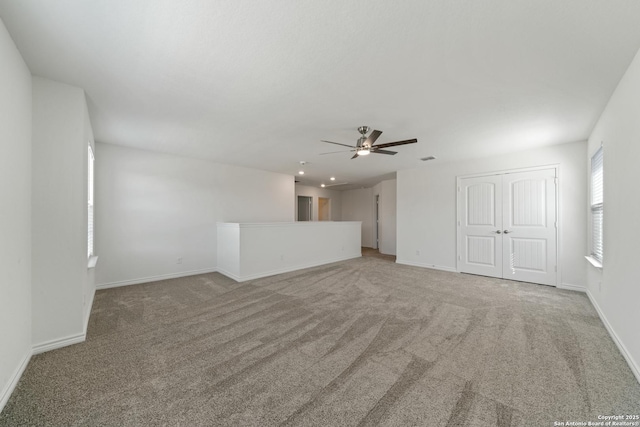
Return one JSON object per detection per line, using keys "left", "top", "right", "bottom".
{"left": 493, "top": 230, "right": 502, "bottom": 234}
{"left": 503, "top": 230, "right": 512, "bottom": 234}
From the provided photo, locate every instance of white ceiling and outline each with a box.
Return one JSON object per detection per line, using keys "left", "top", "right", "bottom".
{"left": 2, "top": 1, "right": 640, "bottom": 189}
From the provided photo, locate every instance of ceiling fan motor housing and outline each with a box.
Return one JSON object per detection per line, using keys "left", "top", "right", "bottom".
{"left": 357, "top": 126, "right": 370, "bottom": 148}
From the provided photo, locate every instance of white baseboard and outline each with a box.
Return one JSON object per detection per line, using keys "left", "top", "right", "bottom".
{"left": 32, "top": 332, "right": 86, "bottom": 355}
{"left": 586, "top": 290, "right": 640, "bottom": 385}
{"left": 96, "top": 268, "right": 218, "bottom": 290}
{"left": 0, "top": 350, "right": 31, "bottom": 413}
{"left": 395, "top": 259, "right": 458, "bottom": 273}
{"left": 2, "top": 288, "right": 99, "bottom": 412}
{"left": 557, "top": 283, "right": 587, "bottom": 293}
{"left": 218, "top": 253, "right": 362, "bottom": 283}
{"left": 216, "top": 267, "right": 241, "bottom": 282}
{"left": 3, "top": 332, "right": 90, "bottom": 412}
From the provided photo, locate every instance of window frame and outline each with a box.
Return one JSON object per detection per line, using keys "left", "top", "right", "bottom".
{"left": 88, "top": 144, "right": 94, "bottom": 259}
{"left": 589, "top": 146, "right": 603, "bottom": 266}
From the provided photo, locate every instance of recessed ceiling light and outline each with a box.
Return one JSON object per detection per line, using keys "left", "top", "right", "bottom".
{"left": 298, "top": 170, "right": 305, "bottom": 175}
{"left": 321, "top": 184, "right": 325, "bottom": 188}
{"left": 330, "top": 177, "right": 335, "bottom": 181}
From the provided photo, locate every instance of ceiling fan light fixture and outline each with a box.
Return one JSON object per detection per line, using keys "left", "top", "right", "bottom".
{"left": 357, "top": 148, "right": 370, "bottom": 156}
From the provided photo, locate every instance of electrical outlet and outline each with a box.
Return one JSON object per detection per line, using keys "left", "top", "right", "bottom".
{"left": 416, "top": 250, "right": 420, "bottom": 256}
{"left": 177, "top": 257, "right": 183, "bottom": 264}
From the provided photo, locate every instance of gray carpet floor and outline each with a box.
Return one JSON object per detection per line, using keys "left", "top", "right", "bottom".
{"left": 2, "top": 256, "right": 640, "bottom": 426}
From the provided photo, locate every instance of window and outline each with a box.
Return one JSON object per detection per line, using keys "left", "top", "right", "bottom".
{"left": 590, "top": 146, "right": 603, "bottom": 264}
{"left": 88, "top": 145, "right": 94, "bottom": 258}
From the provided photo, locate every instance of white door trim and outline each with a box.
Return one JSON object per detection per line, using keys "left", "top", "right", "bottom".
{"left": 456, "top": 165, "right": 560, "bottom": 286}
{"left": 457, "top": 163, "right": 560, "bottom": 180}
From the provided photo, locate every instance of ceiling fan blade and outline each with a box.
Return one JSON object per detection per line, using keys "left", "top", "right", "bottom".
{"left": 319, "top": 150, "right": 354, "bottom": 155}
{"left": 371, "top": 149, "right": 397, "bottom": 155}
{"left": 351, "top": 153, "right": 359, "bottom": 159}
{"left": 365, "top": 130, "right": 383, "bottom": 146}
{"left": 374, "top": 138, "right": 418, "bottom": 149}
{"left": 321, "top": 140, "right": 355, "bottom": 148}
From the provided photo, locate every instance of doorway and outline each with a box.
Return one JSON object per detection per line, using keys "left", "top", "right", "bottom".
{"left": 297, "top": 196, "right": 312, "bottom": 221}
{"left": 457, "top": 168, "right": 558, "bottom": 286}
{"left": 318, "top": 197, "right": 331, "bottom": 221}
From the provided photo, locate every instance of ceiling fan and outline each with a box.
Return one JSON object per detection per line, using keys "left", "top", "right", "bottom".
{"left": 320, "top": 126, "right": 417, "bottom": 159}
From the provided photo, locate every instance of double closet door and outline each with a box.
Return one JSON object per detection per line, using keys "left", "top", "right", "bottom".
{"left": 457, "top": 168, "right": 558, "bottom": 286}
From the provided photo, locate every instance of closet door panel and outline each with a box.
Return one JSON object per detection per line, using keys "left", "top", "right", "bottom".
{"left": 502, "top": 169, "right": 557, "bottom": 285}
{"left": 458, "top": 175, "right": 503, "bottom": 278}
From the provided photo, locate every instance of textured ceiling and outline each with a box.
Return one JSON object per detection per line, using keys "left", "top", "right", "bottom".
{"left": 2, "top": 0, "right": 640, "bottom": 189}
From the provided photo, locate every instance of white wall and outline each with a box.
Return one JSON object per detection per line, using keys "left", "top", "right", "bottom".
{"left": 340, "top": 180, "right": 397, "bottom": 252}
{"left": 31, "top": 77, "right": 93, "bottom": 351}
{"left": 341, "top": 187, "right": 375, "bottom": 248}
{"left": 95, "top": 143, "right": 294, "bottom": 288}
{"left": 586, "top": 47, "right": 640, "bottom": 382}
{"left": 294, "top": 184, "right": 342, "bottom": 221}
{"left": 397, "top": 141, "right": 587, "bottom": 289}
{"left": 217, "top": 222, "right": 361, "bottom": 282}
{"left": 0, "top": 18, "right": 32, "bottom": 411}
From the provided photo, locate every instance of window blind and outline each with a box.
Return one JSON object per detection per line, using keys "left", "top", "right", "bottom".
{"left": 88, "top": 145, "right": 94, "bottom": 258}
{"left": 591, "top": 146, "right": 603, "bottom": 263}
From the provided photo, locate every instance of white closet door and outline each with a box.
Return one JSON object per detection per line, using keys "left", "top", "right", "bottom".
{"left": 457, "top": 168, "right": 558, "bottom": 286}
{"left": 502, "top": 169, "right": 557, "bottom": 285}
{"left": 458, "top": 175, "right": 503, "bottom": 278}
